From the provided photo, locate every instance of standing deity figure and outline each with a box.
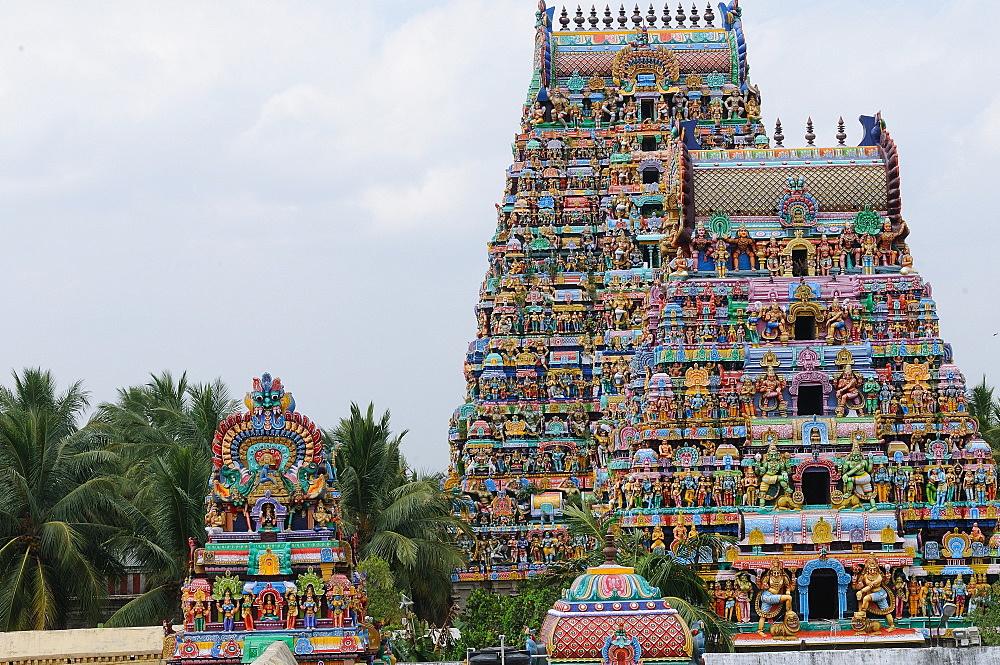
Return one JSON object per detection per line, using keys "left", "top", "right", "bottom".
{"left": 220, "top": 590, "right": 238, "bottom": 632}
{"left": 735, "top": 573, "right": 753, "bottom": 623}
{"left": 759, "top": 236, "right": 782, "bottom": 276}
{"left": 852, "top": 554, "right": 895, "bottom": 632}
{"left": 756, "top": 560, "right": 798, "bottom": 637}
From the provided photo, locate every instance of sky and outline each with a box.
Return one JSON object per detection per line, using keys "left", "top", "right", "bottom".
{"left": 0, "top": 0, "right": 996, "bottom": 472}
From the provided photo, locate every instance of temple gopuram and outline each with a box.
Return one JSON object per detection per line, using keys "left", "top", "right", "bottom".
{"left": 165, "top": 374, "right": 381, "bottom": 664}
{"left": 446, "top": 0, "right": 998, "bottom": 648}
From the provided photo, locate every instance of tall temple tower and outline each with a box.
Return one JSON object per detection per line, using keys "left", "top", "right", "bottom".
{"left": 446, "top": 0, "right": 996, "bottom": 648}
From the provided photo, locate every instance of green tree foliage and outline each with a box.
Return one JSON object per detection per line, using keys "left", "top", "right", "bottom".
{"left": 91, "top": 372, "right": 238, "bottom": 627}
{"left": 357, "top": 556, "right": 401, "bottom": 627}
{"left": 969, "top": 376, "right": 1000, "bottom": 454}
{"left": 332, "top": 403, "right": 469, "bottom": 623}
{"left": 452, "top": 584, "right": 561, "bottom": 655}
{"left": 970, "top": 581, "right": 1000, "bottom": 644}
{"left": 0, "top": 369, "right": 132, "bottom": 630}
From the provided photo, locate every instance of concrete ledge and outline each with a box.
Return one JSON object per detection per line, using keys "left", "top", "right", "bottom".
{"left": 706, "top": 646, "right": 1000, "bottom": 665}
{"left": 0, "top": 626, "right": 165, "bottom": 664}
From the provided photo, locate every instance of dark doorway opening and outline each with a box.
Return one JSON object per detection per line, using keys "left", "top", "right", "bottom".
{"left": 642, "top": 136, "right": 657, "bottom": 152}
{"left": 797, "top": 385, "right": 824, "bottom": 416}
{"left": 794, "top": 315, "right": 816, "bottom": 340}
{"left": 809, "top": 568, "right": 840, "bottom": 620}
{"left": 792, "top": 249, "right": 809, "bottom": 276}
{"left": 802, "top": 466, "right": 831, "bottom": 505}
{"left": 640, "top": 99, "right": 654, "bottom": 121}
{"left": 642, "top": 169, "right": 660, "bottom": 184}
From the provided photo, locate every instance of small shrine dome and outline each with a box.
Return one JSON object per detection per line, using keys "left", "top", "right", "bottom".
{"left": 468, "top": 419, "right": 493, "bottom": 438}
{"left": 646, "top": 373, "right": 674, "bottom": 398}
{"left": 540, "top": 534, "right": 692, "bottom": 663}
{"left": 965, "top": 438, "right": 992, "bottom": 457}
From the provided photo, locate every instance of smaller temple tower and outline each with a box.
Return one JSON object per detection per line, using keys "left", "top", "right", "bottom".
{"left": 166, "top": 374, "right": 379, "bottom": 665}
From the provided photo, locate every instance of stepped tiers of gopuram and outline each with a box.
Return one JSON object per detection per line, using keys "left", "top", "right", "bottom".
{"left": 444, "top": 0, "right": 996, "bottom": 649}
{"left": 164, "top": 374, "right": 386, "bottom": 665}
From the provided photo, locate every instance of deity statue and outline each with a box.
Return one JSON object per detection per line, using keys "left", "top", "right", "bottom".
{"left": 758, "top": 298, "right": 787, "bottom": 344}
{"left": 833, "top": 356, "right": 865, "bottom": 416}
{"left": 220, "top": 590, "right": 238, "bottom": 632}
{"left": 756, "top": 560, "right": 798, "bottom": 637}
{"left": 825, "top": 297, "right": 850, "bottom": 344}
{"left": 755, "top": 440, "right": 791, "bottom": 507}
{"left": 729, "top": 225, "right": 757, "bottom": 270}
{"left": 852, "top": 554, "right": 895, "bottom": 632}
{"left": 839, "top": 436, "right": 876, "bottom": 510}
{"left": 754, "top": 364, "right": 788, "bottom": 417}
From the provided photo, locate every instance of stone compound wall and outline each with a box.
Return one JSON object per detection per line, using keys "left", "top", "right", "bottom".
{"left": 705, "top": 646, "right": 999, "bottom": 665}
{"left": 0, "top": 626, "right": 167, "bottom": 665}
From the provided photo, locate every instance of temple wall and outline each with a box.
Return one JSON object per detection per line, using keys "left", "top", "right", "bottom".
{"left": 0, "top": 626, "right": 167, "bottom": 665}
{"left": 705, "top": 646, "right": 996, "bottom": 665}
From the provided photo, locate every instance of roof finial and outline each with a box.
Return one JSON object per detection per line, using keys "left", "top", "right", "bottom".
{"left": 774, "top": 118, "right": 784, "bottom": 147}
{"left": 675, "top": 3, "right": 686, "bottom": 27}
{"left": 703, "top": 2, "right": 715, "bottom": 27}
{"left": 689, "top": 2, "right": 700, "bottom": 26}
{"left": 603, "top": 5, "right": 614, "bottom": 29}
{"left": 618, "top": 4, "right": 629, "bottom": 28}
{"left": 588, "top": 5, "right": 599, "bottom": 28}
{"left": 836, "top": 116, "right": 847, "bottom": 146}
{"left": 631, "top": 4, "right": 643, "bottom": 28}
{"left": 647, "top": 3, "right": 658, "bottom": 26}
{"left": 661, "top": 2, "right": 671, "bottom": 26}
{"left": 574, "top": 5, "right": 586, "bottom": 29}
{"left": 603, "top": 527, "right": 618, "bottom": 564}
{"left": 805, "top": 117, "right": 816, "bottom": 146}
{"left": 559, "top": 6, "right": 571, "bottom": 30}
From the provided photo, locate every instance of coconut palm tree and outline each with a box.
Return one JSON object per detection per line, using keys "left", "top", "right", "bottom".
{"left": 331, "top": 403, "right": 468, "bottom": 623}
{"left": 0, "top": 368, "right": 131, "bottom": 630}
{"left": 92, "top": 372, "right": 237, "bottom": 627}
{"left": 969, "top": 377, "right": 1000, "bottom": 452}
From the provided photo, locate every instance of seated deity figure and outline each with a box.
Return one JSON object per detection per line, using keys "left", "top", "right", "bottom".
{"left": 840, "top": 437, "right": 876, "bottom": 509}
{"left": 729, "top": 225, "right": 757, "bottom": 270}
{"left": 756, "top": 440, "right": 791, "bottom": 507}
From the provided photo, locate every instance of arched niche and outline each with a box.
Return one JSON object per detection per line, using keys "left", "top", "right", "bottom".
{"left": 796, "top": 557, "right": 852, "bottom": 621}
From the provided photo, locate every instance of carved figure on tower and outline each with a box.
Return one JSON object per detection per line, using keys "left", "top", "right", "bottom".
{"left": 852, "top": 554, "right": 895, "bottom": 633}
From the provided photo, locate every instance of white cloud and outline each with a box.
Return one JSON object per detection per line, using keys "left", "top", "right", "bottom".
{"left": 0, "top": 0, "right": 995, "bottom": 471}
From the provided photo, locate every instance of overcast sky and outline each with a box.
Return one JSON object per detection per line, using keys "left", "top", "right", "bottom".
{"left": 0, "top": 0, "right": 996, "bottom": 471}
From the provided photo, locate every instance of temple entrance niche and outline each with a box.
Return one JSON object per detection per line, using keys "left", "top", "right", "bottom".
{"left": 781, "top": 233, "right": 816, "bottom": 278}
{"left": 794, "top": 315, "right": 815, "bottom": 341}
{"left": 802, "top": 466, "right": 831, "bottom": 505}
{"left": 797, "top": 558, "right": 851, "bottom": 622}
{"left": 808, "top": 569, "right": 840, "bottom": 620}
{"left": 792, "top": 249, "right": 809, "bottom": 277}
{"left": 797, "top": 385, "right": 824, "bottom": 416}
{"left": 790, "top": 348, "right": 831, "bottom": 416}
